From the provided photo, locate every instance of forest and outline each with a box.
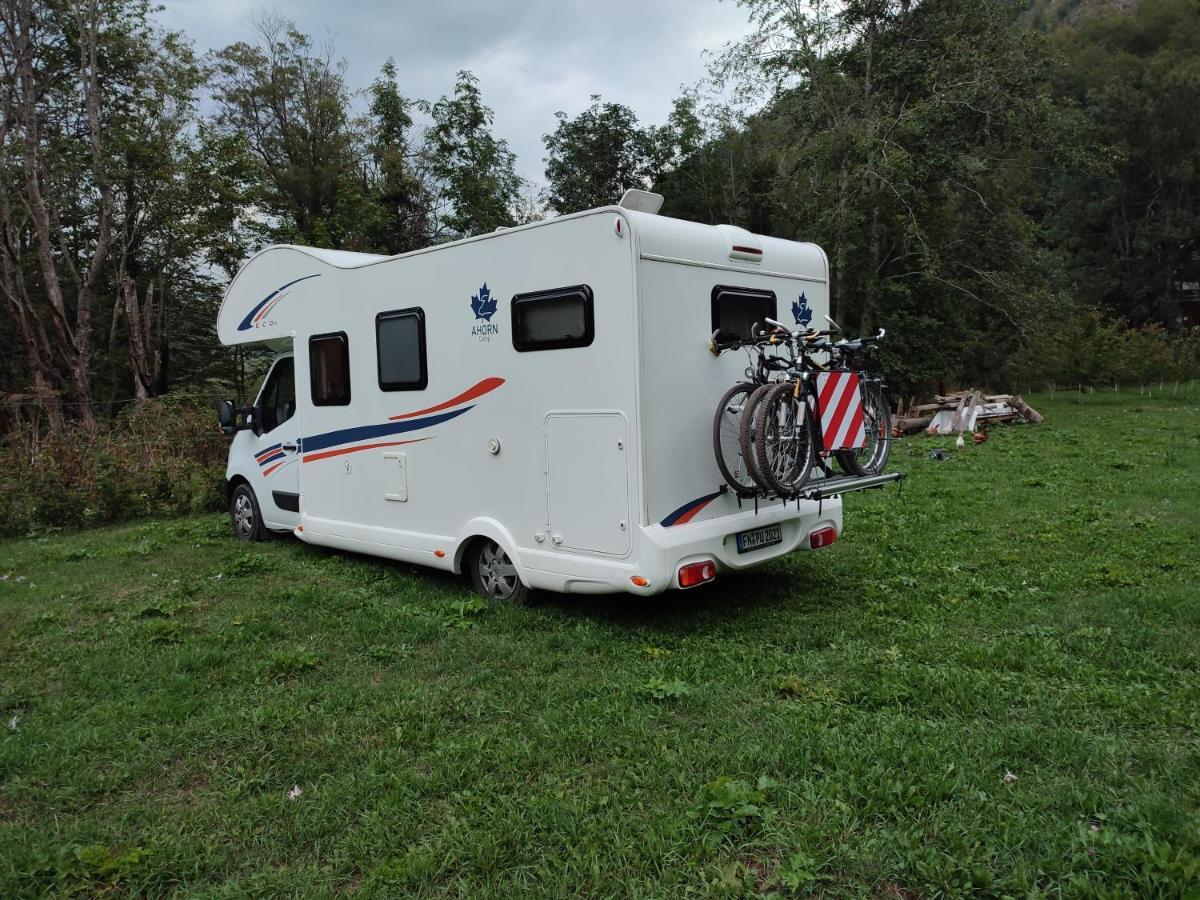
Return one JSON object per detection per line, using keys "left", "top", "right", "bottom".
{"left": 0, "top": 0, "right": 1197, "bottom": 511}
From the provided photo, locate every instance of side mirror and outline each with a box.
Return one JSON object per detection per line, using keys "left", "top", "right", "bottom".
{"left": 217, "top": 399, "right": 236, "bottom": 436}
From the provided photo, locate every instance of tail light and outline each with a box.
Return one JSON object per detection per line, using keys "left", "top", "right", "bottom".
{"left": 809, "top": 527, "right": 837, "bottom": 549}
{"left": 678, "top": 560, "right": 716, "bottom": 589}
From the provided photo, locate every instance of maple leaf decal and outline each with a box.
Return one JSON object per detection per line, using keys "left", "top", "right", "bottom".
{"left": 791, "top": 292, "right": 813, "bottom": 327}
{"left": 471, "top": 283, "right": 498, "bottom": 321}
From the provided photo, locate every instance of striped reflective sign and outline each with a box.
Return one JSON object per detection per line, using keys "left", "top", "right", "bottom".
{"left": 815, "top": 371, "right": 866, "bottom": 450}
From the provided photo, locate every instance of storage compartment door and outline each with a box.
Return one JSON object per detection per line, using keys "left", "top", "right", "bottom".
{"left": 546, "top": 413, "right": 630, "bottom": 556}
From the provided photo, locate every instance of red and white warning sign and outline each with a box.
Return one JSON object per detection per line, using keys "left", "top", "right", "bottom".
{"left": 815, "top": 371, "right": 866, "bottom": 450}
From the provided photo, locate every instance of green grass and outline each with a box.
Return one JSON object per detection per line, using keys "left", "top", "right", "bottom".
{"left": 2, "top": 387, "right": 1199, "bottom": 898}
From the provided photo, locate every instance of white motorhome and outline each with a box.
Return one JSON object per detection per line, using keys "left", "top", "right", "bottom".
{"left": 216, "top": 194, "right": 880, "bottom": 600}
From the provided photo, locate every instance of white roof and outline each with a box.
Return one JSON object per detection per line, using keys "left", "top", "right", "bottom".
{"left": 218, "top": 207, "right": 828, "bottom": 346}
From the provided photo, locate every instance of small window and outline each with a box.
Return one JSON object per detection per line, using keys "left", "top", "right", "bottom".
{"left": 377, "top": 308, "right": 427, "bottom": 391}
{"left": 511, "top": 285, "right": 594, "bottom": 352}
{"left": 711, "top": 286, "right": 777, "bottom": 341}
{"left": 309, "top": 332, "right": 351, "bottom": 406}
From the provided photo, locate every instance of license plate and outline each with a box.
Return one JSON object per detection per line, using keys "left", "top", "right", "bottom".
{"left": 736, "top": 524, "right": 783, "bottom": 553}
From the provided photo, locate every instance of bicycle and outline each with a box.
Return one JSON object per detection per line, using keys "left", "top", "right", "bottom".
{"left": 709, "top": 328, "right": 792, "bottom": 495}
{"left": 742, "top": 317, "right": 891, "bottom": 497}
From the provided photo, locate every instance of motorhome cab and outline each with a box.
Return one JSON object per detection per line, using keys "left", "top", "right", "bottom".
{"left": 216, "top": 192, "right": 846, "bottom": 600}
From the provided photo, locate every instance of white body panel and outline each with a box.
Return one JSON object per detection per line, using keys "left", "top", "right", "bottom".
{"left": 218, "top": 207, "right": 843, "bottom": 595}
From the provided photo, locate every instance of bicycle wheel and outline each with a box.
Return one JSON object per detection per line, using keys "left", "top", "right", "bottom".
{"left": 753, "top": 381, "right": 815, "bottom": 496}
{"left": 737, "top": 383, "right": 777, "bottom": 494}
{"left": 712, "top": 382, "right": 758, "bottom": 493}
{"left": 834, "top": 381, "right": 892, "bottom": 476}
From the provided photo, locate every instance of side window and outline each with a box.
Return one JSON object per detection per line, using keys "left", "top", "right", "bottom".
{"left": 511, "top": 285, "right": 594, "bottom": 352}
{"left": 377, "top": 308, "right": 427, "bottom": 391}
{"left": 711, "top": 286, "right": 776, "bottom": 340}
{"left": 257, "top": 357, "right": 295, "bottom": 433}
{"left": 309, "top": 332, "right": 350, "bottom": 406}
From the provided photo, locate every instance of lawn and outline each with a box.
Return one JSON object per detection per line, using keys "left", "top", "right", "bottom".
{"left": 1, "top": 387, "right": 1198, "bottom": 898}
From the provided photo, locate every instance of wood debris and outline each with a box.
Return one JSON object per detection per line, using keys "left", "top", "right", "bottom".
{"left": 891, "top": 390, "right": 1043, "bottom": 437}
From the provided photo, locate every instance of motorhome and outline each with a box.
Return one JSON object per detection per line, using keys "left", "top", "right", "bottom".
{"left": 216, "top": 192, "right": 879, "bottom": 601}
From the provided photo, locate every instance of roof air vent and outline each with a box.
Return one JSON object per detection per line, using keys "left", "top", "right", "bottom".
{"left": 618, "top": 189, "right": 664, "bottom": 215}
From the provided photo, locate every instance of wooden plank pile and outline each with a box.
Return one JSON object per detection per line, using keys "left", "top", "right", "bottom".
{"left": 892, "top": 390, "right": 1043, "bottom": 438}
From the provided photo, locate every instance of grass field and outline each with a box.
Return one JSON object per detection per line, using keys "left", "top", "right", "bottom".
{"left": 1, "top": 388, "right": 1198, "bottom": 898}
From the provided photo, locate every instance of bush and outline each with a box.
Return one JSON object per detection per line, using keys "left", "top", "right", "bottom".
{"left": 1006, "top": 311, "right": 1200, "bottom": 389}
{"left": 0, "top": 396, "right": 227, "bottom": 536}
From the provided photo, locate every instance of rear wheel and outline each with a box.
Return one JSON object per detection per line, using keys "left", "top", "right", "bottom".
{"left": 834, "top": 381, "right": 892, "bottom": 476}
{"left": 713, "top": 382, "right": 758, "bottom": 494}
{"left": 229, "top": 482, "right": 266, "bottom": 542}
{"left": 736, "top": 383, "right": 776, "bottom": 493}
{"left": 752, "top": 381, "right": 815, "bottom": 496}
{"left": 468, "top": 539, "right": 529, "bottom": 604}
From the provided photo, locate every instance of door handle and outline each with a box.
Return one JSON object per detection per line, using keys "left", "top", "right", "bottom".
{"left": 281, "top": 442, "right": 298, "bottom": 453}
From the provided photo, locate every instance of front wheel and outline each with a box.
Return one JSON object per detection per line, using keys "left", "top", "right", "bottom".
{"left": 229, "top": 482, "right": 267, "bottom": 542}
{"left": 834, "top": 381, "right": 892, "bottom": 476}
{"left": 468, "top": 539, "right": 529, "bottom": 604}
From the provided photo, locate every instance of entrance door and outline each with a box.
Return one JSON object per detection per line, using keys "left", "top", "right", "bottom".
{"left": 249, "top": 355, "right": 301, "bottom": 531}
{"left": 545, "top": 413, "right": 630, "bottom": 556}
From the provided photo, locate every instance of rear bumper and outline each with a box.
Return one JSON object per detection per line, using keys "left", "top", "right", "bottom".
{"left": 518, "top": 497, "right": 842, "bottom": 596}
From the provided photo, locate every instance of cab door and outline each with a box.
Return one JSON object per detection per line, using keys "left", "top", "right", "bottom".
{"left": 249, "top": 355, "right": 301, "bottom": 531}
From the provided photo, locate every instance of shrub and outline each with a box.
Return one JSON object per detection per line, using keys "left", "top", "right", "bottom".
{"left": 1006, "top": 311, "right": 1200, "bottom": 389}
{"left": 0, "top": 396, "right": 227, "bottom": 536}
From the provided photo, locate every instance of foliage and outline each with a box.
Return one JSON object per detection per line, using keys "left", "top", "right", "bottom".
{"left": 1008, "top": 310, "right": 1200, "bottom": 388}
{"left": 542, "top": 95, "right": 668, "bottom": 213}
{"left": 429, "top": 71, "right": 523, "bottom": 237}
{"left": 1047, "top": 0, "right": 1200, "bottom": 325}
{"left": 0, "top": 397, "right": 226, "bottom": 536}
{"left": 0, "top": 391, "right": 1199, "bottom": 895}
{"left": 640, "top": 677, "right": 690, "bottom": 700}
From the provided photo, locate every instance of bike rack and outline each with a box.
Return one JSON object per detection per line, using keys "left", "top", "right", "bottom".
{"left": 729, "top": 470, "right": 905, "bottom": 516}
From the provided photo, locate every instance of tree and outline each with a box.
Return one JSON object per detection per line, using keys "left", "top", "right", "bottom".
{"left": 690, "top": 0, "right": 1069, "bottom": 393}
{"left": 1048, "top": 0, "right": 1200, "bottom": 326}
{"left": 358, "top": 58, "right": 431, "bottom": 254}
{"left": 542, "top": 95, "right": 662, "bottom": 214}
{"left": 428, "top": 70, "right": 521, "bottom": 237}
{"left": 210, "top": 12, "right": 359, "bottom": 248}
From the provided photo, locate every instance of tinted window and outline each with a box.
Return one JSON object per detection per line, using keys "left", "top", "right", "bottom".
{"left": 309, "top": 332, "right": 350, "bottom": 406}
{"left": 258, "top": 357, "right": 295, "bottom": 433}
{"left": 711, "top": 286, "right": 776, "bottom": 340}
{"left": 511, "top": 285, "right": 594, "bottom": 352}
{"left": 377, "top": 308, "right": 427, "bottom": 391}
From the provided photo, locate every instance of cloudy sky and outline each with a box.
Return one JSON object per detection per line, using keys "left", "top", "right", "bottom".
{"left": 160, "top": 0, "right": 753, "bottom": 187}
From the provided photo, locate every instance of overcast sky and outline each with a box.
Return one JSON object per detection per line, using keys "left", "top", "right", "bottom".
{"left": 160, "top": 0, "right": 752, "bottom": 188}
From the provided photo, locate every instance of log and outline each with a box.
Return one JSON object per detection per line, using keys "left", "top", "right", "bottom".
{"left": 1010, "top": 396, "right": 1044, "bottom": 423}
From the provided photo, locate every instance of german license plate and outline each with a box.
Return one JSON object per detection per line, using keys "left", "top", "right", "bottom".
{"left": 736, "top": 524, "right": 782, "bottom": 553}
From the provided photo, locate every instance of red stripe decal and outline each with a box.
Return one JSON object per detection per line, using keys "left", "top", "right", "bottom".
{"left": 825, "top": 376, "right": 860, "bottom": 449}
{"left": 303, "top": 437, "right": 431, "bottom": 463}
{"left": 818, "top": 372, "right": 841, "bottom": 410}
{"left": 388, "top": 377, "right": 504, "bottom": 421}
{"left": 673, "top": 499, "right": 713, "bottom": 525}
{"left": 254, "top": 291, "right": 289, "bottom": 323}
{"left": 262, "top": 461, "right": 285, "bottom": 477}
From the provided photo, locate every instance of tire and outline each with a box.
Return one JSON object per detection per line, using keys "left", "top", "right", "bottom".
{"left": 713, "top": 382, "right": 759, "bottom": 493}
{"left": 834, "top": 381, "right": 892, "bottom": 476}
{"left": 752, "top": 381, "right": 815, "bottom": 496}
{"left": 737, "top": 383, "right": 776, "bottom": 494}
{"left": 229, "top": 482, "right": 267, "bottom": 542}
{"left": 468, "top": 539, "right": 529, "bottom": 604}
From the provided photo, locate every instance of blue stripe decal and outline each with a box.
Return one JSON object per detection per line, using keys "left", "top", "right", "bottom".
{"left": 258, "top": 451, "right": 286, "bottom": 466}
{"left": 660, "top": 489, "right": 725, "bottom": 527}
{"left": 300, "top": 406, "right": 473, "bottom": 454}
{"left": 237, "top": 273, "right": 322, "bottom": 331}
